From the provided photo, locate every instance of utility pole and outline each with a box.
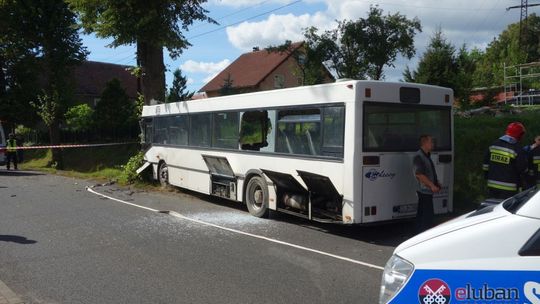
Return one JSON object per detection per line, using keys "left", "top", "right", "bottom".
{"left": 507, "top": 0, "right": 540, "bottom": 46}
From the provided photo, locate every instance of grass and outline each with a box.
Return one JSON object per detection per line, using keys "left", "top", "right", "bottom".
{"left": 20, "top": 143, "right": 140, "bottom": 184}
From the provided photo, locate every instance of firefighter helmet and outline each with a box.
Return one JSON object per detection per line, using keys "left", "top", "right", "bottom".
{"left": 505, "top": 122, "right": 525, "bottom": 140}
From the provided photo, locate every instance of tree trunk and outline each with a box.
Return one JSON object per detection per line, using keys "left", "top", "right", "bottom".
{"left": 49, "top": 122, "right": 63, "bottom": 169}
{"left": 137, "top": 41, "right": 165, "bottom": 105}
{"left": 0, "top": 55, "right": 5, "bottom": 97}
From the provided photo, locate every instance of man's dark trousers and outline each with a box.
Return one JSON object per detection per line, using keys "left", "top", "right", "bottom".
{"left": 6, "top": 152, "right": 18, "bottom": 170}
{"left": 416, "top": 192, "right": 434, "bottom": 233}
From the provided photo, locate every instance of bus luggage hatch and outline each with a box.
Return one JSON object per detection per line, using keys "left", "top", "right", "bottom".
{"left": 202, "top": 155, "right": 237, "bottom": 200}
{"left": 261, "top": 169, "right": 308, "bottom": 211}
{"left": 297, "top": 170, "right": 343, "bottom": 213}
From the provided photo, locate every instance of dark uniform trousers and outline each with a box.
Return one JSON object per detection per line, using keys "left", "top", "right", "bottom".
{"left": 6, "top": 139, "right": 18, "bottom": 170}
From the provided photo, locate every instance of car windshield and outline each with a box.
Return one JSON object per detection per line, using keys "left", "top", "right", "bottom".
{"left": 502, "top": 187, "right": 539, "bottom": 214}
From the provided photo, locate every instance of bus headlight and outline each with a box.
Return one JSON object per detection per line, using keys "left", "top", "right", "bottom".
{"left": 379, "top": 255, "right": 414, "bottom": 304}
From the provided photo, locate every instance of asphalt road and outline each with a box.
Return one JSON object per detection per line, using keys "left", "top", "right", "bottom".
{"left": 0, "top": 170, "right": 414, "bottom": 304}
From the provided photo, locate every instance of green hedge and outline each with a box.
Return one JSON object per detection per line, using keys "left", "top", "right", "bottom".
{"left": 454, "top": 109, "right": 540, "bottom": 212}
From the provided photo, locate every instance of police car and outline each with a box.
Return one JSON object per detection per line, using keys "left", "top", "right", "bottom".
{"left": 380, "top": 187, "right": 540, "bottom": 304}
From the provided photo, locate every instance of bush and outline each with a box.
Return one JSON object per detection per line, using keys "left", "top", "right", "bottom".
{"left": 119, "top": 151, "right": 149, "bottom": 184}
{"left": 65, "top": 104, "right": 94, "bottom": 132}
{"left": 453, "top": 108, "right": 540, "bottom": 212}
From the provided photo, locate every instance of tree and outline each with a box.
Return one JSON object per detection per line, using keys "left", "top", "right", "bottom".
{"left": 403, "top": 30, "right": 457, "bottom": 87}
{"left": 219, "top": 73, "right": 235, "bottom": 96}
{"left": 68, "top": 0, "right": 215, "bottom": 105}
{"left": 1, "top": 0, "right": 87, "bottom": 168}
{"left": 403, "top": 30, "right": 479, "bottom": 106}
{"left": 265, "top": 40, "right": 331, "bottom": 85}
{"left": 94, "top": 79, "right": 137, "bottom": 138}
{"left": 166, "top": 69, "right": 193, "bottom": 103}
{"left": 473, "top": 13, "right": 540, "bottom": 88}
{"left": 305, "top": 6, "right": 421, "bottom": 80}
{"left": 65, "top": 104, "right": 94, "bottom": 132}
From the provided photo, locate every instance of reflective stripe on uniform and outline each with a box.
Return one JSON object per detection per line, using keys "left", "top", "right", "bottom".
{"left": 533, "top": 156, "right": 540, "bottom": 164}
{"left": 487, "top": 179, "right": 518, "bottom": 191}
{"left": 489, "top": 145, "right": 517, "bottom": 158}
{"left": 6, "top": 139, "right": 16, "bottom": 152}
{"left": 482, "top": 164, "right": 489, "bottom": 171}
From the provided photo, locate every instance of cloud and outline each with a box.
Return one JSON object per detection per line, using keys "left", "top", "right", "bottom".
{"left": 180, "top": 59, "right": 231, "bottom": 75}
{"left": 226, "top": 12, "right": 332, "bottom": 51}
{"left": 211, "top": 0, "right": 297, "bottom": 8}
{"left": 221, "top": 0, "right": 522, "bottom": 80}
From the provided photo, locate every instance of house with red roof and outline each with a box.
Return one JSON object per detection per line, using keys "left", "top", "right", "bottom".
{"left": 199, "top": 42, "right": 334, "bottom": 97}
{"left": 73, "top": 61, "right": 139, "bottom": 107}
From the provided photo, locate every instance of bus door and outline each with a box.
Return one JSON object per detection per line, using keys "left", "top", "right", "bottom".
{"left": 202, "top": 155, "right": 237, "bottom": 200}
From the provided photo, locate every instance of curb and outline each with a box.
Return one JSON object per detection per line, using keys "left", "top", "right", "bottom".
{"left": 0, "top": 280, "right": 23, "bottom": 304}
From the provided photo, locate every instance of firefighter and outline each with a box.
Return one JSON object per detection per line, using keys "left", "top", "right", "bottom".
{"left": 482, "top": 122, "right": 528, "bottom": 199}
{"left": 6, "top": 133, "right": 18, "bottom": 170}
{"left": 525, "top": 135, "right": 540, "bottom": 188}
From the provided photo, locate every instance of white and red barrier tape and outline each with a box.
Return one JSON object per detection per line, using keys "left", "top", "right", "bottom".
{"left": 0, "top": 142, "right": 138, "bottom": 152}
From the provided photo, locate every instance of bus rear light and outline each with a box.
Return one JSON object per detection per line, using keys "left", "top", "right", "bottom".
{"left": 363, "top": 156, "right": 380, "bottom": 165}
{"left": 365, "top": 88, "right": 372, "bottom": 98}
{"left": 364, "top": 206, "right": 377, "bottom": 216}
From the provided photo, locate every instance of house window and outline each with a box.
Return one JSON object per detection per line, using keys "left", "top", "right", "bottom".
{"left": 274, "top": 74, "right": 285, "bottom": 89}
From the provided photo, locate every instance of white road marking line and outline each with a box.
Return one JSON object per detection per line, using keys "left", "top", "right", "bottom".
{"left": 86, "top": 187, "right": 385, "bottom": 271}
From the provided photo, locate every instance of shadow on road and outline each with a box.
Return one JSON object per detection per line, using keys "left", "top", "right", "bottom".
{"left": 0, "top": 170, "right": 44, "bottom": 177}
{"left": 0, "top": 235, "right": 37, "bottom": 244}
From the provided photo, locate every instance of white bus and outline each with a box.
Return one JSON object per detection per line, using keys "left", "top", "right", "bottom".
{"left": 140, "top": 80, "right": 453, "bottom": 224}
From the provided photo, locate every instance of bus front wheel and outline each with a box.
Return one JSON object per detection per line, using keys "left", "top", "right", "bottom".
{"left": 245, "top": 176, "right": 269, "bottom": 218}
{"left": 158, "top": 162, "right": 169, "bottom": 187}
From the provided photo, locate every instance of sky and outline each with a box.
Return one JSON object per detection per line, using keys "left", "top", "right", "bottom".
{"left": 81, "top": 0, "right": 540, "bottom": 94}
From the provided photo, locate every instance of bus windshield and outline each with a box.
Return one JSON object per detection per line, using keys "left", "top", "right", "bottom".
{"left": 363, "top": 102, "right": 451, "bottom": 152}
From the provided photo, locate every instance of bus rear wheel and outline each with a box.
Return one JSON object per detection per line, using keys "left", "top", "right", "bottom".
{"left": 245, "top": 176, "right": 269, "bottom": 218}
{"left": 158, "top": 162, "right": 169, "bottom": 187}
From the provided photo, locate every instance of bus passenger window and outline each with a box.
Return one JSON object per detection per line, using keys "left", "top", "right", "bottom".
{"left": 240, "top": 111, "right": 270, "bottom": 151}
{"left": 213, "top": 112, "right": 239, "bottom": 149}
{"left": 322, "top": 106, "right": 345, "bottom": 157}
{"left": 169, "top": 115, "right": 188, "bottom": 146}
{"left": 190, "top": 114, "right": 212, "bottom": 147}
{"left": 276, "top": 109, "right": 321, "bottom": 156}
{"left": 140, "top": 118, "right": 153, "bottom": 144}
{"left": 153, "top": 117, "right": 169, "bottom": 145}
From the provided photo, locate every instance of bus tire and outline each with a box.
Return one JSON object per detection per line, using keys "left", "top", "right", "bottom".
{"left": 158, "top": 162, "right": 169, "bottom": 187}
{"left": 245, "top": 176, "right": 269, "bottom": 218}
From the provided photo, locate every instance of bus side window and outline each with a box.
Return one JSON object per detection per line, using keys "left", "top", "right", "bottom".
{"left": 213, "top": 112, "right": 239, "bottom": 149}
{"left": 154, "top": 117, "right": 169, "bottom": 145}
{"left": 190, "top": 113, "right": 212, "bottom": 147}
{"left": 239, "top": 111, "right": 270, "bottom": 151}
{"left": 140, "top": 118, "right": 153, "bottom": 144}
{"left": 170, "top": 115, "right": 188, "bottom": 146}
{"left": 322, "top": 106, "right": 345, "bottom": 157}
{"left": 276, "top": 109, "right": 321, "bottom": 156}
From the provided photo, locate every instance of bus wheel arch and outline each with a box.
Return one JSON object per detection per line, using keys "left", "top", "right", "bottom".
{"left": 157, "top": 160, "right": 169, "bottom": 187}
{"left": 244, "top": 173, "right": 269, "bottom": 218}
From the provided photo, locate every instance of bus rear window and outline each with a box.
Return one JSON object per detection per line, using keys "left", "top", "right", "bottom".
{"left": 363, "top": 102, "right": 451, "bottom": 152}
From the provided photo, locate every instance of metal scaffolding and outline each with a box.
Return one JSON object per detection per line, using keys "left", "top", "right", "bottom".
{"left": 503, "top": 61, "right": 540, "bottom": 105}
